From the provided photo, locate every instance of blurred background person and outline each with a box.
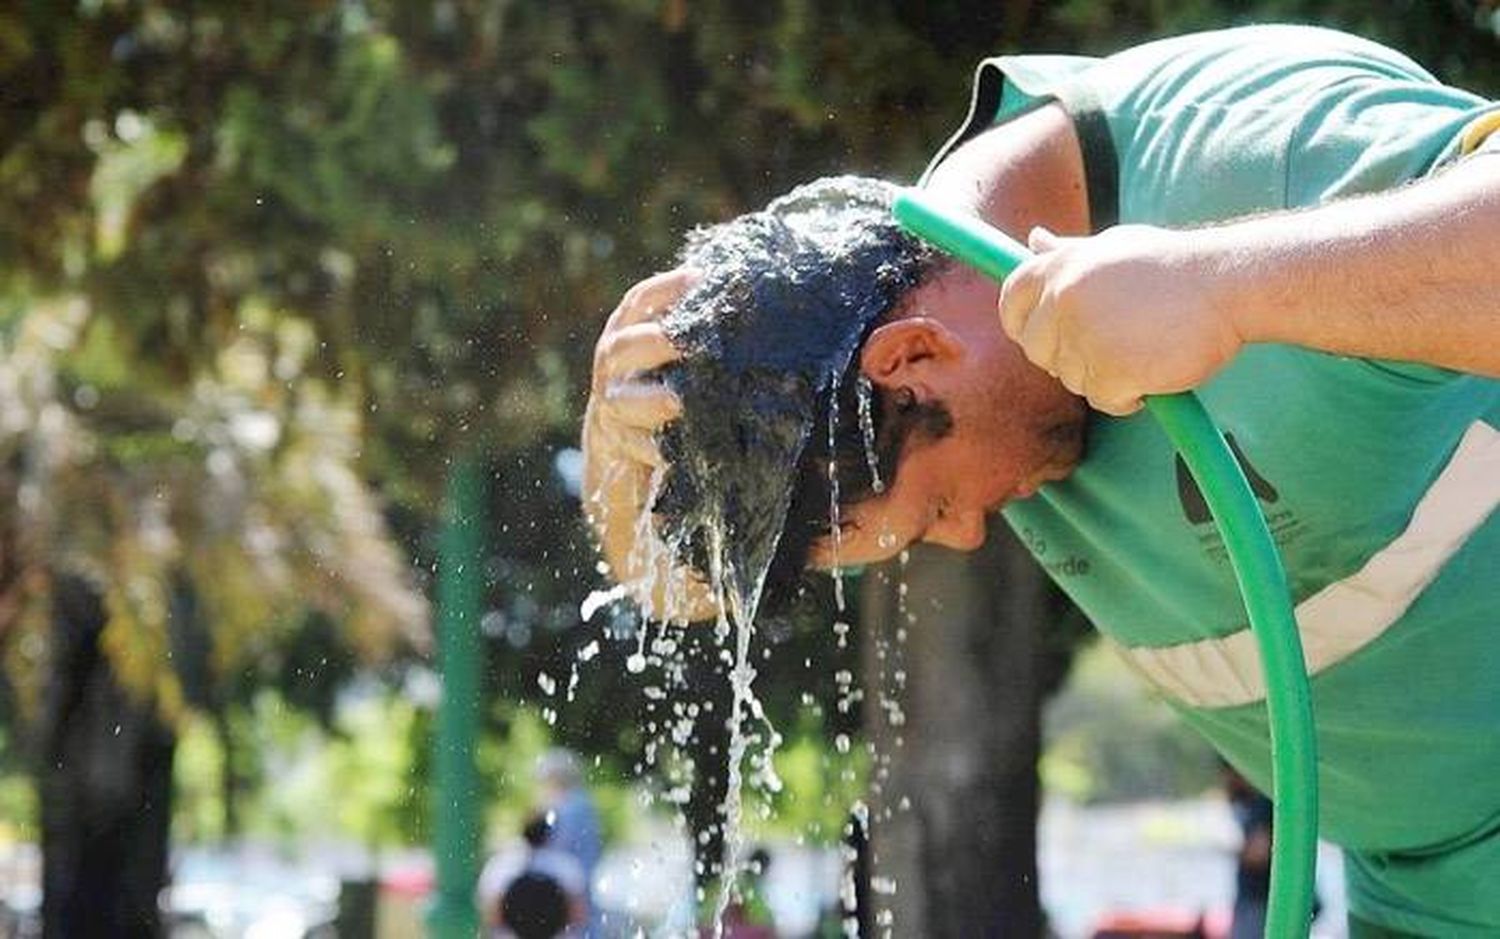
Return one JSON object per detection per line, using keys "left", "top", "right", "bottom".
{"left": 478, "top": 812, "right": 586, "bottom": 938}
{"left": 536, "top": 749, "right": 602, "bottom": 932}
{"left": 1223, "top": 764, "right": 1272, "bottom": 939}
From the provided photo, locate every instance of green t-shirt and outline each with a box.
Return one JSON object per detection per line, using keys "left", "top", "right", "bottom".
{"left": 929, "top": 25, "right": 1500, "bottom": 935}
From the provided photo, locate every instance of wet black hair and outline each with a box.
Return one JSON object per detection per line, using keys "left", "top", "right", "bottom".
{"left": 653, "top": 176, "right": 950, "bottom": 620}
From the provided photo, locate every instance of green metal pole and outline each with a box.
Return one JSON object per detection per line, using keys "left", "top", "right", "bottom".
{"left": 427, "top": 454, "right": 486, "bottom": 939}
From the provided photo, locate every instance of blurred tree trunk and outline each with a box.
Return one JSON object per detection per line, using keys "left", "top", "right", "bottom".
{"left": 40, "top": 574, "right": 175, "bottom": 939}
{"left": 860, "top": 521, "right": 1082, "bottom": 938}
{"left": 215, "top": 707, "right": 239, "bottom": 837}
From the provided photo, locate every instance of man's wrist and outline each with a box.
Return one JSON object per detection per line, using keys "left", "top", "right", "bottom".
{"left": 1198, "top": 225, "right": 1284, "bottom": 348}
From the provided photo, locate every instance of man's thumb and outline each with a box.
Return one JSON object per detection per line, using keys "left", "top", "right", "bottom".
{"left": 1027, "top": 226, "right": 1062, "bottom": 253}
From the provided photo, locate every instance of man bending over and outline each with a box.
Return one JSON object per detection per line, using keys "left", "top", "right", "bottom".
{"left": 584, "top": 25, "right": 1500, "bottom": 936}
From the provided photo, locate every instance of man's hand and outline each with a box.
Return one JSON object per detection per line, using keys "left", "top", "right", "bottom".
{"left": 582, "top": 268, "right": 719, "bottom": 623}
{"left": 587, "top": 270, "right": 689, "bottom": 471}
{"left": 997, "top": 225, "right": 1245, "bottom": 415}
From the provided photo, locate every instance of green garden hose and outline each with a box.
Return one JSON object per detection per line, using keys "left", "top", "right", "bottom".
{"left": 893, "top": 190, "right": 1319, "bottom": 938}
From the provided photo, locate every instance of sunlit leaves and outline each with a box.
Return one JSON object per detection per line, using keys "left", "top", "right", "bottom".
{"left": 0, "top": 289, "right": 425, "bottom": 724}
{"left": 89, "top": 114, "right": 187, "bottom": 261}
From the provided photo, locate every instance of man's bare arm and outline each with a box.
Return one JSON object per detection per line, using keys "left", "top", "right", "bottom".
{"left": 1224, "top": 152, "right": 1500, "bottom": 376}
{"left": 999, "top": 149, "right": 1500, "bottom": 414}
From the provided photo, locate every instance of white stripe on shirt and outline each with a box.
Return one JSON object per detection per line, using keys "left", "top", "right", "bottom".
{"left": 1113, "top": 419, "right": 1499, "bottom": 709}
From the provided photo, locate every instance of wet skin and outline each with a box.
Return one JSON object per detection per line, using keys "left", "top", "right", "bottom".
{"left": 804, "top": 102, "right": 1094, "bottom": 569}
{"left": 582, "top": 105, "right": 1093, "bottom": 617}
{"left": 808, "top": 265, "right": 1087, "bottom": 569}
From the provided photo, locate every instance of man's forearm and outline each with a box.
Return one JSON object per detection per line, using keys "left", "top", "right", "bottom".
{"left": 1219, "top": 155, "right": 1500, "bottom": 376}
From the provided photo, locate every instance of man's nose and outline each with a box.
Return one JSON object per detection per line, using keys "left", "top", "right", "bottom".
{"left": 926, "top": 509, "right": 987, "bottom": 552}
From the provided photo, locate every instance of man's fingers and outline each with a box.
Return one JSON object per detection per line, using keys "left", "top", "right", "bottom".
{"left": 588, "top": 402, "right": 667, "bottom": 466}
{"left": 998, "top": 256, "right": 1044, "bottom": 341}
{"left": 602, "top": 381, "right": 681, "bottom": 429}
{"left": 613, "top": 426, "right": 666, "bottom": 467}
{"left": 1052, "top": 345, "right": 1088, "bottom": 398}
{"left": 1056, "top": 347, "right": 1143, "bottom": 415}
{"left": 607, "top": 268, "right": 701, "bottom": 331}
{"left": 1027, "top": 225, "right": 1064, "bottom": 253}
{"left": 1016, "top": 299, "right": 1062, "bottom": 376}
{"left": 594, "top": 323, "right": 682, "bottom": 388}
{"left": 1090, "top": 393, "right": 1144, "bottom": 417}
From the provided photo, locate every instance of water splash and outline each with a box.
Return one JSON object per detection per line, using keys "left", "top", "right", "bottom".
{"left": 579, "top": 584, "right": 629, "bottom": 623}
{"left": 828, "top": 373, "right": 847, "bottom": 614}
{"left": 654, "top": 174, "right": 937, "bottom": 615}
{"left": 857, "top": 375, "right": 884, "bottom": 496}
{"left": 603, "top": 176, "right": 936, "bottom": 932}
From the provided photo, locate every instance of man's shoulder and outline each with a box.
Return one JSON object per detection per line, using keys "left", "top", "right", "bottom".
{"left": 1101, "top": 24, "right": 1426, "bottom": 70}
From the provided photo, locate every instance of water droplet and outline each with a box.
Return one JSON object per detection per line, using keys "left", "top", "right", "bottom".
{"left": 857, "top": 375, "right": 884, "bottom": 493}
{"left": 586, "top": 179, "right": 924, "bottom": 928}
{"left": 580, "top": 584, "right": 627, "bottom": 622}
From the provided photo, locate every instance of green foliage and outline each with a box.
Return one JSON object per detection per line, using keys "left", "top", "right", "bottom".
{"left": 1042, "top": 642, "right": 1221, "bottom": 803}
{"left": 0, "top": 726, "right": 36, "bottom": 843}
{"left": 173, "top": 687, "right": 431, "bottom": 850}
{"left": 173, "top": 715, "right": 228, "bottom": 843}
{"left": 1, "top": 1, "right": 1039, "bottom": 482}
{"left": 0, "top": 289, "right": 425, "bottom": 724}
{"left": 477, "top": 697, "right": 639, "bottom": 849}
{"left": 474, "top": 702, "right": 556, "bottom": 844}
{"left": 327, "top": 692, "right": 429, "bottom": 847}
{"left": 755, "top": 709, "right": 870, "bottom": 845}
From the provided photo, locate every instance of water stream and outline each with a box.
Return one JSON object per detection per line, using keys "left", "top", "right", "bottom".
{"left": 585, "top": 176, "right": 937, "bottom": 934}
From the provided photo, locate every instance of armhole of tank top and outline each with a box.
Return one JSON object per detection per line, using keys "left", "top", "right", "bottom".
{"left": 1051, "top": 79, "right": 1120, "bottom": 233}
{"left": 921, "top": 63, "right": 1120, "bottom": 235}
{"left": 918, "top": 60, "right": 1009, "bottom": 187}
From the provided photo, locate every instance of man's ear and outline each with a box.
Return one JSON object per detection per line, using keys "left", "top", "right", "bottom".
{"left": 859, "top": 318, "right": 965, "bottom": 386}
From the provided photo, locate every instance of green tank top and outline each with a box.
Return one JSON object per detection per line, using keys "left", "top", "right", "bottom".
{"left": 929, "top": 25, "right": 1500, "bottom": 934}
